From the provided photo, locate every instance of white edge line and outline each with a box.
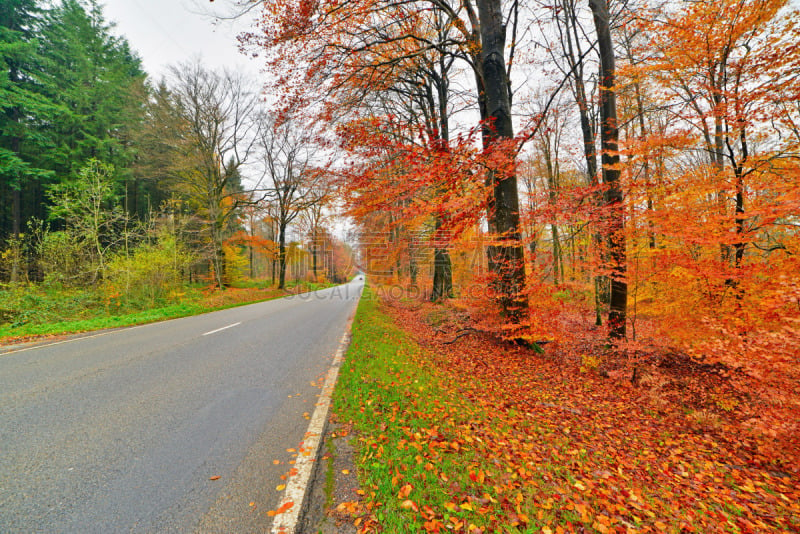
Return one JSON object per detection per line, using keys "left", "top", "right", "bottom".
{"left": 0, "top": 323, "right": 152, "bottom": 356}
{"left": 270, "top": 310, "right": 357, "bottom": 534}
{"left": 201, "top": 322, "right": 242, "bottom": 336}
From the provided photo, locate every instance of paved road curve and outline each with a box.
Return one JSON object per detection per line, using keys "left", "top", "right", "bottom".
{"left": 0, "top": 280, "right": 362, "bottom": 533}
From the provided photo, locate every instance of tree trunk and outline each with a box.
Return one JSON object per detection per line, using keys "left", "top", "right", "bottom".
{"left": 431, "top": 232, "right": 453, "bottom": 301}
{"left": 409, "top": 237, "right": 418, "bottom": 287}
{"left": 590, "top": 0, "right": 627, "bottom": 340}
{"left": 476, "top": 0, "right": 527, "bottom": 322}
{"left": 543, "top": 134, "right": 561, "bottom": 286}
{"left": 431, "top": 214, "right": 452, "bottom": 299}
{"left": 278, "top": 222, "right": 287, "bottom": 289}
{"left": 733, "top": 171, "right": 745, "bottom": 268}
{"left": 551, "top": 224, "right": 561, "bottom": 285}
{"left": 311, "top": 227, "right": 318, "bottom": 278}
{"left": 209, "top": 217, "right": 225, "bottom": 289}
{"left": 9, "top": 186, "right": 22, "bottom": 283}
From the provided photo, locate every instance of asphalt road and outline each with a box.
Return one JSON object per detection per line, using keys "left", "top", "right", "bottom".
{"left": 0, "top": 280, "right": 363, "bottom": 533}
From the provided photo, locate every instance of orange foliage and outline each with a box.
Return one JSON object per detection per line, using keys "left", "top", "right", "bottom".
{"left": 368, "top": 295, "right": 800, "bottom": 531}
{"left": 247, "top": 0, "right": 800, "bottom": 435}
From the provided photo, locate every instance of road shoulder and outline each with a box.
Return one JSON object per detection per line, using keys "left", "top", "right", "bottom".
{"left": 300, "top": 417, "right": 361, "bottom": 534}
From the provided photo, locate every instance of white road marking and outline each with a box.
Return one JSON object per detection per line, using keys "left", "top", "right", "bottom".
{"left": 201, "top": 322, "right": 241, "bottom": 336}
{"left": 270, "top": 310, "right": 357, "bottom": 534}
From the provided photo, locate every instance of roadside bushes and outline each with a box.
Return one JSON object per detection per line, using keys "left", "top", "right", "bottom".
{"left": 104, "top": 232, "right": 195, "bottom": 308}
{"left": 0, "top": 283, "right": 102, "bottom": 326}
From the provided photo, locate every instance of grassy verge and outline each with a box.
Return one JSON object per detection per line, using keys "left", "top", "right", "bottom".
{"left": 333, "top": 289, "right": 489, "bottom": 532}
{"left": 0, "top": 280, "right": 336, "bottom": 343}
{"left": 333, "top": 288, "right": 800, "bottom": 533}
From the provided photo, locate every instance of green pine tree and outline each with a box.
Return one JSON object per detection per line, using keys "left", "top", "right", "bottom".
{"left": 41, "top": 0, "right": 147, "bottom": 185}
{"left": 0, "top": 0, "right": 60, "bottom": 280}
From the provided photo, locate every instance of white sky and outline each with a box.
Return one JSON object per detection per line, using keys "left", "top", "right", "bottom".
{"left": 101, "top": 0, "right": 263, "bottom": 82}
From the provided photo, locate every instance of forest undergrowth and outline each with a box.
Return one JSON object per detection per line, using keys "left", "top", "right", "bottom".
{"left": 0, "top": 280, "right": 331, "bottom": 344}
{"left": 332, "top": 288, "right": 800, "bottom": 533}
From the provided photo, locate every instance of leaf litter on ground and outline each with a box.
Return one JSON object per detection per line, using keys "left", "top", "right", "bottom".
{"left": 332, "top": 289, "right": 800, "bottom": 533}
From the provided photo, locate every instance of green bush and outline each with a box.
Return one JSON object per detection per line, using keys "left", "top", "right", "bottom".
{"left": 38, "top": 230, "right": 94, "bottom": 286}
{"left": 104, "top": 233, "right": 195, "bottom": 308}
{"left": 0, "top": 283, "right": 102, "bottom": 327}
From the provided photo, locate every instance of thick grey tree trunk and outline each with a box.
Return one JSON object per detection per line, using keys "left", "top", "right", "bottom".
{"left": 476, "top": 0, "right": 527, "bottom": 322}
{"left": 278, "top": 222, "right": 287, "bottom": 289}
{"left": 589, "top": 0, "right": 627, "bottom": 340}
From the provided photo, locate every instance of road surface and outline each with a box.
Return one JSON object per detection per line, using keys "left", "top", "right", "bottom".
{"left": 0, "top": 280, "right": 362, "bottom": 533}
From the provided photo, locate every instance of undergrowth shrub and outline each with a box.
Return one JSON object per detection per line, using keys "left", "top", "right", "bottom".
{"left": 104, "top": 233, "right": 195, "bottom": 308}
{"left": 38, "top": 230, "right": 93, "bottom": 286}
{"left": 223, "top": 243, "right": 248, "bottom": 286}
{"left": 0, "top": 283, "right": 101, "bottom": 326}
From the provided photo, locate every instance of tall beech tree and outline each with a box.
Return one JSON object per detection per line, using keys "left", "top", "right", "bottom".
{"left": 166, "top": 62, "right": 260, "bottom": 288}
{"left": 345, "top": 10, "right": 460, "bottom": 299}
{"left": 549, "top": 0, "right": 607, "bottom": 325}
{"left": 589, "top": 0, "right": 627, "bottom": 340}
{"left": 258, "top": 116, "right": 320, "bottom": 289}
{"left": 477, "top": 0, "right": 527, "bottom": 320}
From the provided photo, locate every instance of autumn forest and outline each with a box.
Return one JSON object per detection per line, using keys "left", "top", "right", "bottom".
{"left": 245, "top": 0, "right": 800, "bottom": 433}
{"left": 2, "top": 0, "right": 800, "bottom": 531}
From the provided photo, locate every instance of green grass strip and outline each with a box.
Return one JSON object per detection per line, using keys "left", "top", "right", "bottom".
{"left": 333, "top": 288, "right": 492, "bottom": 532}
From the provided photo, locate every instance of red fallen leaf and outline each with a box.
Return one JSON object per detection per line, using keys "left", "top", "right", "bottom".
{"left": 273, "top": 501, "right": 294, "bottom": 515}
{"left": 209, "top": 475, "right": 221, "bottom": 480}
{"left": 469, "top": 470, "right": 485, "bottom": 484}
{"left": 337, "top": 273, "right": 800, "bottom": 533}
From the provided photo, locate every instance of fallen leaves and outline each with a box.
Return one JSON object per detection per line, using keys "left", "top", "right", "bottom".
{"left": 334, "top": 293, "right": 800, "bottom": 533}
{"left": 400, "top": 499, "right": 419, "bottom": 512}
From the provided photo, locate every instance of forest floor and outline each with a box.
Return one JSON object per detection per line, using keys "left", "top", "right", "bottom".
{"left": 327, "top": 288, "right": 800, "bottom": 533}
{"left": 0, "top": 280, "right": 332, "bottom": 346}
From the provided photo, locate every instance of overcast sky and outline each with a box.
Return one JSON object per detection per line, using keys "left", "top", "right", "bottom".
{"left": 101, "top": 0, "right": 263, "bottom": 82}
